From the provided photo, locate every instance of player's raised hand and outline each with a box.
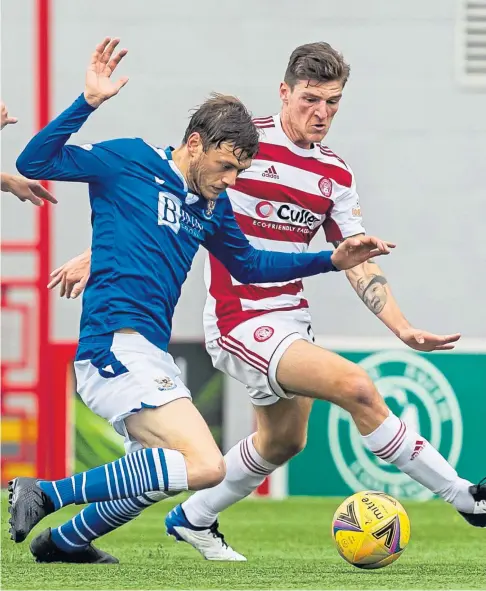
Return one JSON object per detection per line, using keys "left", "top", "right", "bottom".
{"left": 84, "top": 37, "right": 128, "bottom": 108}
{"left": 398, "top": 327, "right": 461, "bottom": 352}
{"left": 47, "top": 249, "right": 91, "bottom": 298}
{"left": 331, "top": 235, "right": 396, "bottom": 270}
{"left": 1, "top": 101, "right": 18, "bottom": 130}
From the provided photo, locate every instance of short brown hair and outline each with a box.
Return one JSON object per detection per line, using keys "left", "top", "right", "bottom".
{"left": 183, "top": 94, "right": 259, "bottom": 161}
{"left": 284, "top": 42, "right": 350, "bottom": 88}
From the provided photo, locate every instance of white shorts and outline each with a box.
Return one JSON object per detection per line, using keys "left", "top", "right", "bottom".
{"left": 74, "top": 333, "right": 191, "bottom": 451}
{"left": 206, "top": 309, "right": 314, "bottom": 406}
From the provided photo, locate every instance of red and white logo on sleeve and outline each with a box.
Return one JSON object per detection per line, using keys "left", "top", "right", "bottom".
{"left": 318, "top": 177, "right": 333, "bottom": 198}
{"left": 254, "top": 326, "right": 275, "bottom": 342}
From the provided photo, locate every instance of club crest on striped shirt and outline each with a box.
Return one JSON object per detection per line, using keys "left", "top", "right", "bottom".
{"left": 254, "top": 326, "right": 274, "bottom": 342}
{"left": 318, "top": 176, "right": 333, "bottom": 198}
{"left": 155, "top": 376, "right": 176, "bottom": 390}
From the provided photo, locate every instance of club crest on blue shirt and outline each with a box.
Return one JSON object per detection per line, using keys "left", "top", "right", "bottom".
{"left": 155, "top": 376, "right": 176, "bottom": 391}
{"left": 204, "top": 199, "right": 216, "bottom": 219}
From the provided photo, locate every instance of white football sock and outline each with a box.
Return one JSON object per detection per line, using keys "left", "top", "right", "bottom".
{"left": 182, "top": 433, "right": 277, "bottom": 527}
{"left": 362, "top": 412, "right": 474, "bottom": 512}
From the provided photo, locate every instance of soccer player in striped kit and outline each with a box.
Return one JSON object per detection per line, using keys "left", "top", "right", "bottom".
{"left": 165, "top": 43, "right": 484, "bottom": 560}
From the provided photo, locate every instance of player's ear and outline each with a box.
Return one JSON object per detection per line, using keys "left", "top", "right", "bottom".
{"left": 186, "top": 132, "right": 204, "bottom": 157}
{"left": 279, "top": 82, "right": 290, "bottom": 105}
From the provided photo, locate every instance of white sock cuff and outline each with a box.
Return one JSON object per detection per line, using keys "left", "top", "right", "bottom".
{"left": 362, "top": 412, "right": 407, "bottom": 460}
{"left": 164, "top": 448, "right": 188, "bottom": 491}
{"left": 238, "top": 434, "right": 278, "bottom": 476}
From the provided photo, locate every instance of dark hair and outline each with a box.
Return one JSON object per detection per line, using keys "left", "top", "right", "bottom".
{"left": 183, "top": 94, "right": 259, "bottom": 161}
{"left": 284, "top": 42, "right": 350, "bottom": 88}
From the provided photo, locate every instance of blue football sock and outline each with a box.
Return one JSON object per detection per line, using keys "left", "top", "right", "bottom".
{"left": 51, "top": 493, "right": 166, "bottom": 552}
{"left": 38, "top": 448, "right": 170, "bottom": 510}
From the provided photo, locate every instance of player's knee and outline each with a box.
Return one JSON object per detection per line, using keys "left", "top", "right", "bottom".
{"left": 199, "top": 456, "right": 226, "bottom": 488}
{"left": 338, "top": 370, "right": 380, "bottom": 414}
{"left": 186, "top": 454, "right": 226, "bottom": 490}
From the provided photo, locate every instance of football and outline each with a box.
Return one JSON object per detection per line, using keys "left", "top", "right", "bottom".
{"left": 332, "top": 491, "right": 410, "bottom": 569}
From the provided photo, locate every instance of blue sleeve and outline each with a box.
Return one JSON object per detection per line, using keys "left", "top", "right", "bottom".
{"left": 204, "top": 197, "right": 339, "bottom": 284}
{"left": 16, "top": 94, "right": 129, "bottom": 183}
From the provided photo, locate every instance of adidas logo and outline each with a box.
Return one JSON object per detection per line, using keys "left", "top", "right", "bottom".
{"left": 262, "top": 165, "right": 279, "bottom": 179}
{"left": 410, "top": 439, "right": 426, "bottom": 460}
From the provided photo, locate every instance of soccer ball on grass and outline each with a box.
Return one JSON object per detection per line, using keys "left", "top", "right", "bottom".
{"left": 332, "top": 491, "right": 410, "bottom": 569}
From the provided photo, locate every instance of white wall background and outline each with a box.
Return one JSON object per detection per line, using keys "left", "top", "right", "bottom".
{"left": 2, "top": 0, "right": 485, "bottom": 344}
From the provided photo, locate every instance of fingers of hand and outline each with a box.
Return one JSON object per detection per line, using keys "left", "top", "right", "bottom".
{"left": 373, "top": 239, "right": 391, "bottom": 254}
{"left": 106, "top": 48, "right": 128, "bottom": 74}
{"left": 65, "top": 276, "right": 75, "bottom": 299}
{"left": 367, "top": 248, "right": 389, "bottom": 258}
{"left": 29, "top": 182, "right": 58, "bottom": 203}
{"left": 26, "top": 189, "right": 44, "bottom": 206}
{"left": 49, "top": 266, "right": 64, "bottom": 278}
{"left": 59, "top": 275, "right": 67, "bottom": 298}
{"left": 417, "top": 332, "right": 461, "bottom": 345}
{"left": 100, "top": 38, "right": 121, "bottom": 67}
{"left": 91, "top": 37, "right": 111, "bottom": 65}
{"left": 47, "top": 274, "right": 62, "bottom": 289}
{"left": 114, "top": 76, "right": 129, "bottom": 92}
{"left": 361, "top": 236, "right": 396, "bottom": 252}
{"left": 442, "top": 333, "right": 461, "bottom": 344}
{"left": 71, "top": 275, "right": 88, "bottom": 299}
{"left": 434, "top": 344, "right": 456, "bottom": 351}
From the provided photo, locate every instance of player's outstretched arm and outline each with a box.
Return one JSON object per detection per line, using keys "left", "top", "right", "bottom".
{"left": 345, "top": 254, "right": 461, "bottom": 351}
{"left": 16, "top": 38, "right": 128, "bottom": 183}
{"left": 205, "top": 199, "right": 395, "bottom": 284}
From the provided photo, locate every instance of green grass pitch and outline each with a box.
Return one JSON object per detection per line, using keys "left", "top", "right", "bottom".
{"left": 1, "top": 493, "right": 485, "bottom": 590}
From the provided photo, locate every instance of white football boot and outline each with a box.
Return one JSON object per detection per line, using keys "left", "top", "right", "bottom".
{"left": 165, "top": 504, "right": 247, "bottom": 561}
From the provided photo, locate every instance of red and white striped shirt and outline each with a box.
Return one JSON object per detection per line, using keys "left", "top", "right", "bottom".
{"left": 203, "top": 113, "right": 365, "bottom": 341}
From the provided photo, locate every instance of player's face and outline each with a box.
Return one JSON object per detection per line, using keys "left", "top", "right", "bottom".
{"left": 188, "top": 141, "right": 252, "bottom": 200}
{"left": 279, "top": 79, "right": 344, "bottom": 148}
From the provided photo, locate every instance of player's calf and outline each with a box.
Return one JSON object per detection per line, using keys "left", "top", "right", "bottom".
{"left": 253, "top": 396, "right": 313, "bottom": 465}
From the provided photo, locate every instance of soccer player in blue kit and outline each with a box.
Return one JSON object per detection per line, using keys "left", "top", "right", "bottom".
{"left": 8, "top": 38, "right": 395, "bottom": 563}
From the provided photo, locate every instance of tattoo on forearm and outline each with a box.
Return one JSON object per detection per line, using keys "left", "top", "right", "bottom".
{"left": 356, "top": 274, "right": 388, "bottom": 314}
